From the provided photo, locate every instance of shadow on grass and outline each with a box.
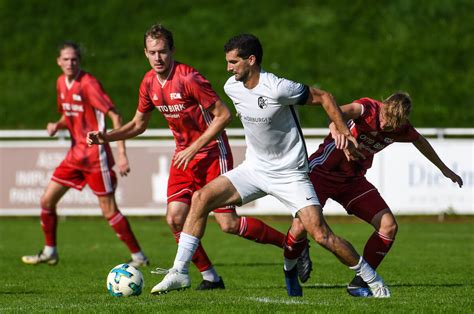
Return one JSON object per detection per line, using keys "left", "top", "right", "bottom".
{"left": 214, "top": 262, "right": 280, "bottom": 267}
{"left": 304, "top": 282, "right": 473, "bottom": 290}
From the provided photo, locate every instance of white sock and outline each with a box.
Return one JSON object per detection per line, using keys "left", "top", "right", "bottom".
{"left": 349, "top": 256, "right": 377, "bottom": 284}
{"left": 43, "top": 246, "right": 56, "bottom": 256}
{"left": 173, "top": 232, "right": 199, "bottom": 274}
{"left": 131, "top": 251, "right": 146, "bottom": 261}
{"left": 284, "top": 258, "right": 298, "bottom": 271}
{"left": 201, "top": 267, "right": 220, "bottom": 282}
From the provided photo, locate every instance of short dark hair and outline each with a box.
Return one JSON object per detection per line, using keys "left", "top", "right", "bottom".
{"left": 224, "top": 34, "right": 263, "bottom": 65}
{"left": 58, "top": 41, "right": 81, "bottom": 60}
{"left": 144, "top": 23, "right": 174, "bottom": 50}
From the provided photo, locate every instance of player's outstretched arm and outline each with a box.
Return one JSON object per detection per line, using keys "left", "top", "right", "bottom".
{"left": 173, "top": 99, "right": 232, "bottom": 170}
{"left": 412, "top": 135, "right": 463, "bottom": 187}
{"left": 87, "top": 110, "right": 152, "bottom": 146}
{"left": 107, "top": 109, "right": 130, "bottom": 177}
{"left": 308, "top": 92, "right": 363, "bottom": 161}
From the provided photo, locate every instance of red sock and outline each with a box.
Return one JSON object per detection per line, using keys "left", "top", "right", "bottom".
{"left": 174, "top": 231, "right": 213, "bottom": 272}
{"left": 238, "top": 217, "right": 285, "bottom": 248}
{"left": 107, "top": 211, "right": 141, "bottom": 253}
{"left": 363, "top": 231, "right": 394, "bottom": 269}
{"left": 283, "top": 230, "right": 308, "bottom": 259}
{"left": 41, "top": 207, "right": 57, "bottom": 246}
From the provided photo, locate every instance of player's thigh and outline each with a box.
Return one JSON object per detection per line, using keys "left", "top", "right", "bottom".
{"left": 194, "top": 175, "right": 242, "bottom": 210}
{"left": 41, "top": 180, "right": 70, "bottom": 207}
{"left": 339, "top": 178, "right": 389, "bottom": 224}
{"left": 222, "top": 162, "right": 266, "bottom": 206}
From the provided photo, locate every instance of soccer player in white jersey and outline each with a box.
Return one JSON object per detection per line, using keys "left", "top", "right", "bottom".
{"left": 151, "top": 34, "right": 391, "bottom": 298}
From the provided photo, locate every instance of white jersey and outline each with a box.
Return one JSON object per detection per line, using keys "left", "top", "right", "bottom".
{"left": 224, "top": 70, "right": 310, "bottom": 173}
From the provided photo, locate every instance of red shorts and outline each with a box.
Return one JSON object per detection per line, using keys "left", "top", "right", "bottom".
{"left": 310, "top": 172, "right": 388, "bottom": 223}
{"left": 168, "top": 153, "right": 234, "bottom": 213}
{"left": 51, "top": 160, "right": 117, "bottom": 196}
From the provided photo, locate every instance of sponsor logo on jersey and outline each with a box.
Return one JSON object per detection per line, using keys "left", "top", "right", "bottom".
{"left": 384, "top": 137, "right": 394, "bottom": 143}
{"left": 153, "top": 94, "right": 159, "bottom": 101}
{"left": 257, "top": 96, "right": 268, "bottom": 109}
{"left": 62, "top": 103, "right": 84, "bottom": 113}
{"left": 170, "top": 92, "right": 182, "bottom": 100}
{"left": 72, "top": 94, "right": 82, "bottom": 102}
{"left": 156, "top": 103, "right": 186, "bottom": 113}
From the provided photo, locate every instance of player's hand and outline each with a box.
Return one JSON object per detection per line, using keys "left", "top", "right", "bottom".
{"left": 442, "top": 169, "right": 463, "bottom": 188}
{"left": 333, "top": 133, "right": 348, "bottom": 149}
{"left": 46, "top": 123, "right": 59, "bottom": 137}
{"left": 86, "top": 131, "right": 106, "bottom": 146}
{"left": 117, "top": 153, "right": 131, "bottom": 177}
{"left": 342, "top": 135, "right": 366, "bottom": 161}
{"left": 173, "top": 146, "right": 198, "bottom": 170}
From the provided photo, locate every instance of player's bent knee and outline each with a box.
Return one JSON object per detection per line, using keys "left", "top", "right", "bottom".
{"left": 380, "top": 220, "right": 398, "bottom": 239}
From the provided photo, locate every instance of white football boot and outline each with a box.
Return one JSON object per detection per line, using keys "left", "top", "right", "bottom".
{"left": 150, "top": 268, "right": 191, "bottom": 295}
{"left": 22, "top": 251, "right": 59, "bottom": 265}
{"left": 367, "top": 275, "right": 391, "bottom": 298}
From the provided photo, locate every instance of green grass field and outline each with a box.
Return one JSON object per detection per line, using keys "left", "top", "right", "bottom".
{"left": 0, "top": 216, "right": 472, "bottom": 312}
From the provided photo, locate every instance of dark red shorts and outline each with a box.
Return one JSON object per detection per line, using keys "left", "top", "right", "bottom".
{"left": 167, "top": 153, "right": 235, "bottom": 213}
{"left": 51, "top": 160, "right": 117, "bottom": 196}
{"left": 310, "top": 172, "right": 388, "bottom": 223}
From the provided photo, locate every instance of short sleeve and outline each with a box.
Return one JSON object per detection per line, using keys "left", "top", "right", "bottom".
{"left": 137, "top": 77, "right": 155, "bottom": 113}
{"left": 83, "top": 78, "right": 115, "bottom": 113}
{"left": 354, "top": 98, "right": 378, "bottom": 124}
{"left": 275, "top": 78, "right": 309, "bottom": 106}
{"left": 184, "top": 71, "right": 220, "bottom": 109}
{"left": 396, "top": 122, "right": 420, "bottom": 142}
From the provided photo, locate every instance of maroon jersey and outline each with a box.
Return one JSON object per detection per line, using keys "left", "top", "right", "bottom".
{"left": 137, "top": 62, "right": 231, "bottom": 158}
{"left": 56, "top": 70, "right": 115, "bottom": 171}
{"left": 309, "top": 97, "right": 420, "bottom": 180}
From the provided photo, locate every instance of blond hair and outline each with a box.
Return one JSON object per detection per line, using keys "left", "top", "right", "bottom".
{"left": 382, "top": 92, "right": 412, "bottom": 129}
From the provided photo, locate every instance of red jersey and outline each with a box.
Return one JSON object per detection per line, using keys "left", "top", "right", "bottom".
{"left": 56, "top": 70, "right": 115, "bottom": 171}
{"left": 137, "top": 62, "right": 231, "bottom": 158}
{"left": 309, "top": 97, "right": 420, "bottom": 180}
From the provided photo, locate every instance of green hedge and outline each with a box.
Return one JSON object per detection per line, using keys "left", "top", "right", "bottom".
{"left": 1, "top": 0, "right": 472, "bottom": 129}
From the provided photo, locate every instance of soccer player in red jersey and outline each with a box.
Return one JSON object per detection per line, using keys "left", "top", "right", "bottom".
{"left": 21, "top": 41, "right": 149, "bottom": 268}
{"left": 288, "top": 92, "right": 463, "bottom": 297}
{"left": 87, "top": 24, "right": 301, "bottom": 290}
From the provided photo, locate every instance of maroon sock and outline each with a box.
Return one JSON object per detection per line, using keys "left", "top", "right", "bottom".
{"left": 41, "top": 207, "right": 57, "bottom": 246}
{"left": 174, "top": 231, "right": 213, "bottom": 272}
{"left": 107, "top": 211, "right": 141, "bottom": 253}
{"left": 283, "top": 230, "right": 308, "bottom": 259}
{"left": 238, "top": 217, "right": 285, "bottom": 248}
{"left": 363, "top": 231, "right": 394, "bottom": 269}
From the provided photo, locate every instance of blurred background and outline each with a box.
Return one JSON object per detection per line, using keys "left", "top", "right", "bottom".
{"left": 1, "top": 0, "right": 473, "bottom": 128}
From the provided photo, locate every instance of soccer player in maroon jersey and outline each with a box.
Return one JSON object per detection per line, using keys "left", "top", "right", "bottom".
{"left": 287, "top": 92, "right": 463, "bottom": 297}
{"left": 86, "top": 24, "right": 306, "bottom": 290}
{"left": 21, "top": 41, "right": 149, "bottom": 267}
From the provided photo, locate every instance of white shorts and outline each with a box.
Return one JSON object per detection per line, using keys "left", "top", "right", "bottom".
{"left": 223, "top": 161, "right": 320, "bottom": 217}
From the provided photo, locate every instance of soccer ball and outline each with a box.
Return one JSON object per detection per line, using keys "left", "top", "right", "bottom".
{"left": 106, "top": 263, "right": 144, "bottom": 297}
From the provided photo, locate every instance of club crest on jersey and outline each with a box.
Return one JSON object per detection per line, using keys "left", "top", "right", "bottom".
{"left": 60, "top": 93, "right": 65, "bottom": 100}
{"left": 72, "top": 94, "right": 82, "bottom": 102}
{"left": 153, "top": 94, "right": 159, "bottom": 101}
{"left": 257, "top": 96, "right": 268, "bottom": 109}
{"left": 370, "top": 131, "right": 378, "bottom": 136}
{"left": 170, "top": 93, "right": 182, "bottom": 100}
